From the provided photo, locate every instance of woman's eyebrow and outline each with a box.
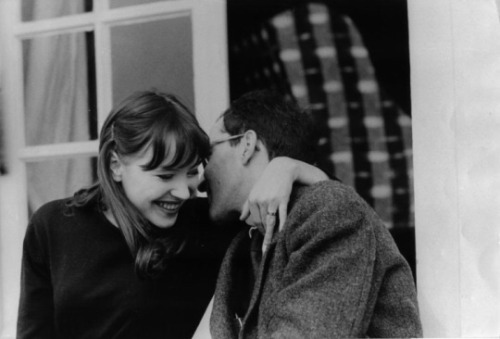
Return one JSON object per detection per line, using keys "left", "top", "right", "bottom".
{"left": 158, "top": 162, "right": 200, "bottom": 172}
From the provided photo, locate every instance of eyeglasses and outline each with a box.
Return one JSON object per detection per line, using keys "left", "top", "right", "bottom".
{"left": 205, "top": 133, "right": 245, "bottom": 165}
{"left": 209, "top": 133, "right": 245, "bottom": 148}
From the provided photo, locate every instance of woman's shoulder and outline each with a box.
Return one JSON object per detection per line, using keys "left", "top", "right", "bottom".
{"left": 26, "top": 197, "right": 110, "bottom": 250}
{"left": 31, "top": 198, "right": 73, "bottom": 220}
{"left": 30, "top": 196, "right": 100, "bottom": 230}
{"left": 25, "top": 198, "right": 76, "bottom": 243}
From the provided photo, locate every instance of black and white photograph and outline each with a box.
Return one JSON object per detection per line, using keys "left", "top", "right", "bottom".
{"left": 0, "top": 0, "right": 499, "bottom": 338}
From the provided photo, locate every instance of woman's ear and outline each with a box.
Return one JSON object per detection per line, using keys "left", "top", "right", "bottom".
{"left": 241, "top": 130, "right": 258, "bottom": 165}
{"left": 110, "top": 151, "right": 123, "bottom": 182}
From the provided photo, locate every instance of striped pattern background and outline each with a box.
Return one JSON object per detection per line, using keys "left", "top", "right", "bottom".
{"left": 229, "top": 3, "right": 413, "bottom": 229}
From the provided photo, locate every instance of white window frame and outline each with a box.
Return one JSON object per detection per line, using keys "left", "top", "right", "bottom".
{"left": 0, "top": 0, "right": 228, "bottom": 337}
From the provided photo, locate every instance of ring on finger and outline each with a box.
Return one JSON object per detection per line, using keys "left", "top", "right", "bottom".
{"left": 267, "top": 211, "right": 277, "bottom": 217}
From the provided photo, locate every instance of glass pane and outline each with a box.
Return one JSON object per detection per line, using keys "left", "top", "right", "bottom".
{"left": 110, "top": 15, "right": 194, "bottom": 108}
{"left": 26, "top": 157, "right": 97, "bottom": 215}
{"left": 22, "top": 0, "right": 92, "bottom": 22}
{"left": 23, "top": 31, "right": 98, "bottom": 146}
{"left": 110, "top": 0, "right": 168, "bottom": 9}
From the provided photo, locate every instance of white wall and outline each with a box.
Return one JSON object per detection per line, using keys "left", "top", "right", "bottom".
{"left": 409, "top": 0, "right": 500, "bottom": 336}
{"left": 0, "top": 2, "right": 27, "bottom": 337}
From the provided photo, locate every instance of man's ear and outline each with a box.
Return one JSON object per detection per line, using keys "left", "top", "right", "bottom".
{"left": 241, "top": 130, "right": 258, "bottom": 165}
{"left": 110, "top": 151, "right": 123, "bottom": 182}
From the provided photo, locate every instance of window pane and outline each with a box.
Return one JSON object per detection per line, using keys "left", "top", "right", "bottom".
{"left": 26, "top": 157, "right": 97, "bottom": 215}
{"left": 109, "top": 0, "right": 170, "bottom": 9}
{"left": 23, "top": 31, "right": 98, "bottom": 146}
{"left": 22, "top": 0, "right": 92, "bottom": 22}
{"left": 110, "top": 15, "right": 194, "bottom": 108}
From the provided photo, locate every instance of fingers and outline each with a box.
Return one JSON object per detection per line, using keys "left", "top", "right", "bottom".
{"left": 240, "top": 201, "right": 250, "bottom": 221}
{"left": 251, "top": 202, "right": 265, "bottom": 232}
{"left": 262, "top": 213, "right": 276, "bottom": 253}
{"left": 241, "top": 199, "right": 265, "bottom": 234}
{"left": 258, "top": 202, "right": 269, "bottom": 229}
{"left": 242, "top": 196, "right": 286, "bottom": 253}
{"left": 278, "top": 202, "right": 288, "bottom": 231}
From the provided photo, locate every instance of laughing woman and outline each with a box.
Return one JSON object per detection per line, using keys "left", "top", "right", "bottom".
{"left": 17, "top": 90, "right": 327, "bottom": 339}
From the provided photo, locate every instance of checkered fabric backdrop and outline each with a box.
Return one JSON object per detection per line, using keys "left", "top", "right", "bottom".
{"left": 229, "top": 3, "right": 414, "bottom": 229}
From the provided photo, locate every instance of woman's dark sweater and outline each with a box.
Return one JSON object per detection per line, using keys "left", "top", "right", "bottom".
{"left": 17, "top": 197, "right": 235, "bottom": 339}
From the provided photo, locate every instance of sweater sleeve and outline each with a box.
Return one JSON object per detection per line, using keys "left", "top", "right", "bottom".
{"left": 17, "top": 213, "right": 56, "bottom": 339}
{"left": 261, "top": 183, "right": 377, "bottom": 338}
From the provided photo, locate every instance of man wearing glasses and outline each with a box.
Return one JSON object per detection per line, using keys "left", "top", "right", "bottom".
{"left": 200, "top": 89, "right": 422, "bottom": 338}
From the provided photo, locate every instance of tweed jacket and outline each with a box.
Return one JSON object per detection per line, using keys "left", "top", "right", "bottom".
{"left": 210, "top": 180, "right": 422, "bottom": 338}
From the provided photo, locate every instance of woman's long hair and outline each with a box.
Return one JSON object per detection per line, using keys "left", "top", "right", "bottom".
{"left": 69, "top": 90, "right": 209, "bottom": 279}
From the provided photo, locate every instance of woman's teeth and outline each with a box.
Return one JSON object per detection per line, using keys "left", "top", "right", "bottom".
{"left": 156, "top": 201, "right": 181, "bottom": 211}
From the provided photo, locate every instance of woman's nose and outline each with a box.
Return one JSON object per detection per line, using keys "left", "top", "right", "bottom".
{"left": 171, "top": 179, "right": 192, "bottom": 200}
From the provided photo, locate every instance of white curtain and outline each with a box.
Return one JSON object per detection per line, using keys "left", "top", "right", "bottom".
{"left": 25, "top": 0, "right": 92, "bottom": 211}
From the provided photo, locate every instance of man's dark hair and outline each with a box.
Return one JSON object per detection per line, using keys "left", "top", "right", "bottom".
{"left": 222, "top": 90, "right": 318, "bottom": 165}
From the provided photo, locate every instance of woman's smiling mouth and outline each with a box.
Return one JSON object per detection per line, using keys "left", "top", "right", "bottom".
{"left": 155, "top": 200, "right": 183, "bottom": 213}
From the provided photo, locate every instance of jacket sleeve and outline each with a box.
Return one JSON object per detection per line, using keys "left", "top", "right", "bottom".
{"left": 260, "top": 184, "right": 378, "bottom": 338}
{"left": 17, "top": 217, "right": 56, "bottom": 339}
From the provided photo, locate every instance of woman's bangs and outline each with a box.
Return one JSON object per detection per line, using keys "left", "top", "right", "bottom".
{"left": 145, "top": 121, "right": 208, "bottom": 170}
